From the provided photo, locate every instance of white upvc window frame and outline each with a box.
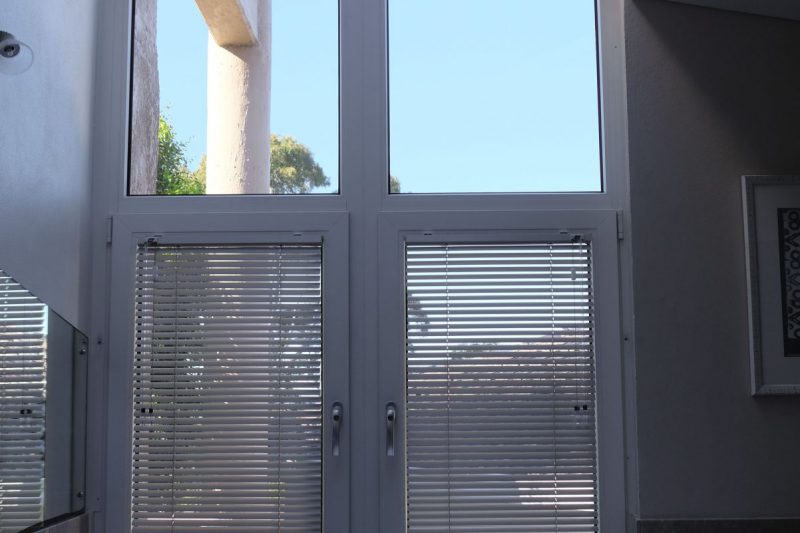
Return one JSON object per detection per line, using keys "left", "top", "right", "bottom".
{"left": 376, "top": 210, "right": 626, "bottom": 533}
{"left": 104, "top": 212, "right": 350, "bottom": 533}
{"left": 87, "top": 1, "right": 635, "bottom": 532}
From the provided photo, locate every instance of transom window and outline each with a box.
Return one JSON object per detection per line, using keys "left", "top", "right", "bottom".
{"left": 128, "top": 0, "right": 339, "bottom": 196}
{"left": 127, "top": 0, "right": 601, "bottom": 196}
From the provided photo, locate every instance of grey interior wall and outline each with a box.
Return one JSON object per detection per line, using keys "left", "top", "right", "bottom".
{"left": 626, "top": 0, "right": 800, "bottom": 519}
{"left": 0, "top": 0, "right": 97, "bottom": 331}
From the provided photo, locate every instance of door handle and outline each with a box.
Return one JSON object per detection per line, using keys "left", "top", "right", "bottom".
{"left": 386, "top": 403, "right": 396, "bottom": 457}
{"left": 331, "top": 402, "right": 343, "bottom": 457}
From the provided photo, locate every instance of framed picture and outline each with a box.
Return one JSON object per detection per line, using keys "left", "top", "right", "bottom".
{"left": 743, "top": 175, "right": 800, "bottom": 395}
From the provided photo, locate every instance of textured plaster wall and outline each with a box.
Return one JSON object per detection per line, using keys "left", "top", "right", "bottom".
{"left": 625, "top": 0, "right": 800, "bottom": 519}
{"left": 0, "top": 0, "right": 97, "bottom": 331}
{"left": 129, "top": 0, "right": 158, "bottom": 195}
{"left": 206, "top": 0, "right": 272, "bottom": 194}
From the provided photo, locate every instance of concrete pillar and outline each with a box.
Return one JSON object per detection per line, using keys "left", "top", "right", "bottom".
{"left": 129, "top": 0, "right": 159, "bottom": 195}
{"left": 204, "top": 1, "right": 271, "bottom": 194}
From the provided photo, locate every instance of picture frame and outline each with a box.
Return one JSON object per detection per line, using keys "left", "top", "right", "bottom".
{"left": 743, "top": 175, "right": 800, "bottom": 395}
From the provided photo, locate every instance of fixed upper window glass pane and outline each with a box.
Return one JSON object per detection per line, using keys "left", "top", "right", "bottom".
{"left": 388, "top": 1, "right": 601, "bottom": 194}
{"left": 129, "top": 0, "right": 339, "bottom": 196}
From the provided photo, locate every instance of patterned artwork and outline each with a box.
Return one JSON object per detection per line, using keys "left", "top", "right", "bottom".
{"left": 778, "top": 208, "right": 800, "bottom": 357}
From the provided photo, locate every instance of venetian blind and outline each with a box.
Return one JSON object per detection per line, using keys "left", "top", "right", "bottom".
{"left": 0, "top": 271, "right": 46, "bottom": 533}
{"left": 131, "top": 244, "right": 323, "bottom": 533}
{"left": 405, "top": 242, "right": 597, "bottom": 533}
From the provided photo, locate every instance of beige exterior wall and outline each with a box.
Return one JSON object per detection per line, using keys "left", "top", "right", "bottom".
{"left": 205, "top": 1, "right": 272, "bottom": 194}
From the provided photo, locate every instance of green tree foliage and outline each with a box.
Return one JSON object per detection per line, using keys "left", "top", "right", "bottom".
{"left": 193, "top": 155, "right": 207, "bottom": 188}
{"left": 158, "top": 116, "right": 401, "bottom": 195}
{"left": 269, "top": 134, "right": 329, "bottom": 194}
{"left": 156, "top": 116, "right": 205, "bottom": 195}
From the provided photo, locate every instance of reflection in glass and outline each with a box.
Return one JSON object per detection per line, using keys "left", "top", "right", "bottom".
{"left": 404, "top": 243, "right": 597, "bottom": 531}
{"left": 389, "top": 0, "right": 602, "bottom": 193}
{"left": 129, "top": 0, "right": 339, "bottom": 196}
{"left": 0, "top": 271, "right": 87, "bottom": 533}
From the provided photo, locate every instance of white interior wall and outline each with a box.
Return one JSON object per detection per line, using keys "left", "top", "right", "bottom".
{"left": 0, "top": 0, "right": 97, "bottom": 332}
{"left": 625, "top": 0, "right": 800, "bottom": 519}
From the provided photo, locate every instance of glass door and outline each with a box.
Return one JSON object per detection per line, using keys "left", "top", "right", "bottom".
{"left": 376, "top": 213, "right": 626, "bottom": 533}
{"left": 104, "top": 213, "right": 349, "bottom": 533}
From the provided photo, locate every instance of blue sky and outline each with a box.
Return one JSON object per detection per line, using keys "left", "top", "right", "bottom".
{"left": 155, "top": 0, "right": 600, "bottom": 194}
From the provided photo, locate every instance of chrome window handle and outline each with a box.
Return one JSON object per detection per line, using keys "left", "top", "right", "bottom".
{"left": 331, "top": 402, "right": 343, "bottom": 457}
{"left": 386, "top": 403, "right": 396, "bottom": 457}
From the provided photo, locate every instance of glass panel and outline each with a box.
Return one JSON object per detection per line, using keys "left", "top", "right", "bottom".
{"left": 130, "top": 245, "right": 323, "bottom": 532}
{"left": 404, "top": 243, "right": 598, "bottom": 532}
{"left": 389, "top": 1, "right": 601, "bottom": 194}
{"left": 129, "top": 0, "right": 339, "bottom": 195}
{"left": 0, "top": 271, "right": 88, "bottom": 533}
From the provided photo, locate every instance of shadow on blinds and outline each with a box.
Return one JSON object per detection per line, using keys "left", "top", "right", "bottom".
{"left": 129, "top": 244, "right": 324, "bottom": 533}
{"left": 405, "top": 242, "right": 597, "bottom": 533}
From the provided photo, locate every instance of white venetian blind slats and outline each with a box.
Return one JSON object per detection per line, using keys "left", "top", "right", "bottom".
{"left": 131, "top": 244, "right": 323, "bottom": 533}
{"left": 405, "top": 243, "right": 597, "bottom": 533}
{"left": 0, "top": 272, "right": 47, "bottom": 533}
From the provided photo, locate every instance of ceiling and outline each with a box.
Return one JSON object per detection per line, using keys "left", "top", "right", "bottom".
{"left": 663, "top": 0, "right": 800, "bottom": 21}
